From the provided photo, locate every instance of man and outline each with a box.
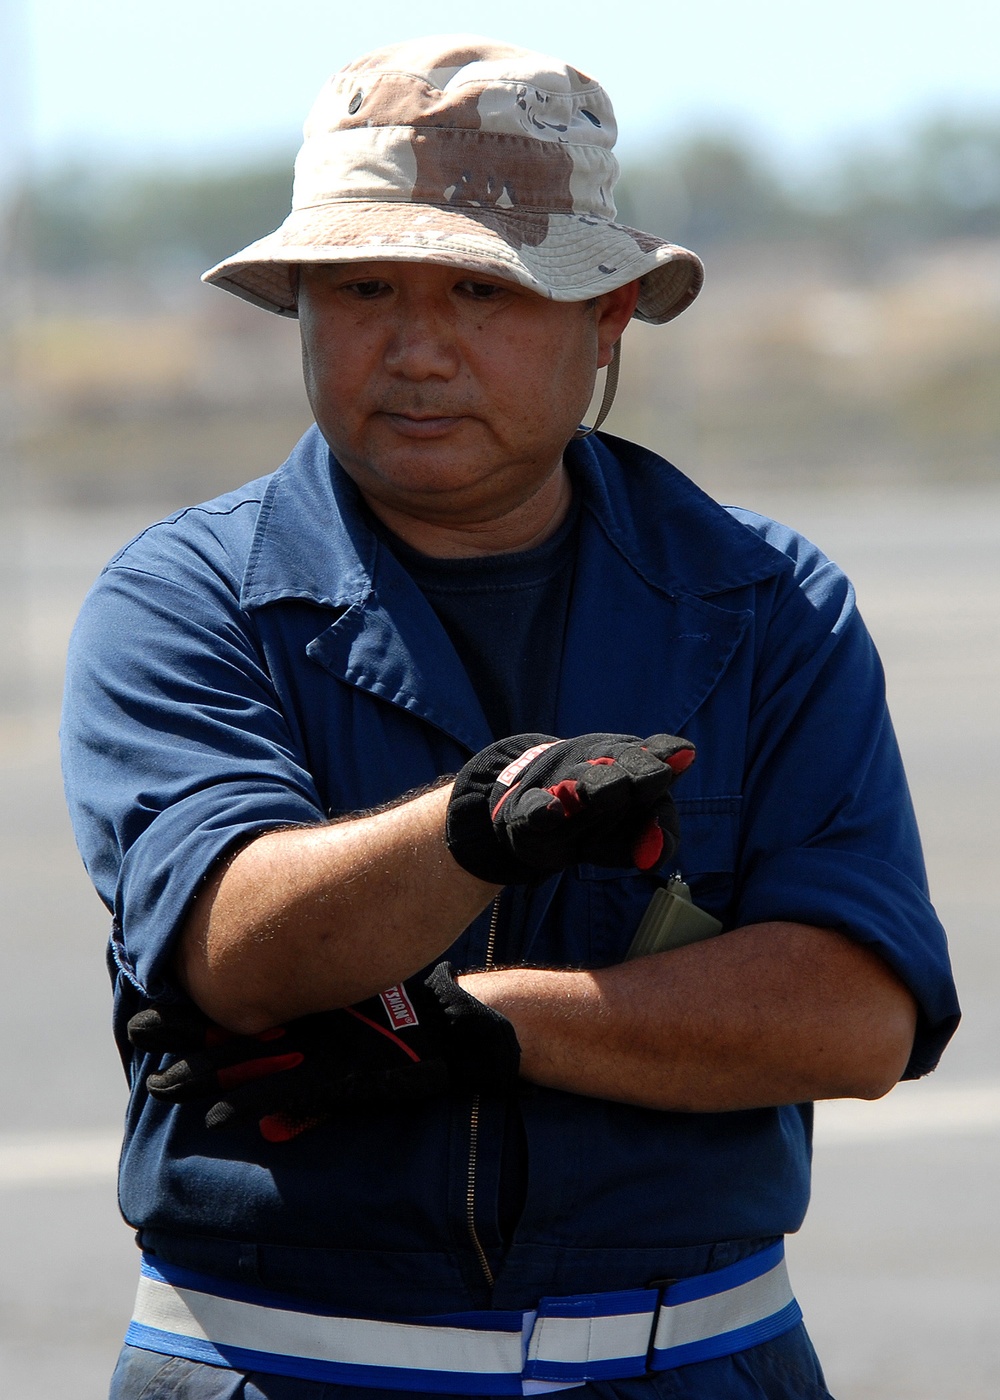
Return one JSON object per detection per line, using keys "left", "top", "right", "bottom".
{"left": 61, "top": 35, "right": 959, "bottom": 1400}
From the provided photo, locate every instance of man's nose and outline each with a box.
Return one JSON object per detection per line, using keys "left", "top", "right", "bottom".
{"left": 382, "top": 305, "right": 461, "bottom": 380}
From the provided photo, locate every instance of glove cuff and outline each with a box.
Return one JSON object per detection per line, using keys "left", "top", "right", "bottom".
{"left": 424, "top": 962, "right": 521, "bottom": 1093}
{"left": 446, "top": 734, "right": 558, "bottom": 884}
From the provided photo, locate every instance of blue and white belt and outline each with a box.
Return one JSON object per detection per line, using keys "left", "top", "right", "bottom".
{"left": 127, "top": 1240, "right": 801, "bottom": 1395}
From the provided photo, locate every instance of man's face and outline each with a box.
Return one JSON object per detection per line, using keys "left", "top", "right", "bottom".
{"left": 297, "top": 261, "right": 637, "bottom": 536}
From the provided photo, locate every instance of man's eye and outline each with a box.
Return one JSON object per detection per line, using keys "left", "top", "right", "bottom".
{"left": 458, "top": 280, "right": 505, "bottom": 300}
{"left": 345, "top": 280, "right": 389, "bottom": 299}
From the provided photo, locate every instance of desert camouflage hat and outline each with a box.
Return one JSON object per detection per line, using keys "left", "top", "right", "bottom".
{"left": 202, "top": 35, "right": 703, "bottom": 325}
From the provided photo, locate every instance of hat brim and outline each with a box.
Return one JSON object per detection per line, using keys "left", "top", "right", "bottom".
{"left": 201, "top": 202, "right": 703, "bottom": 326}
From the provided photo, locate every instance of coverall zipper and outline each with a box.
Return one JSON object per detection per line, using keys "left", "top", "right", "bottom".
{"left": 466, "top": 893, "right": 502, "bottom": 1287}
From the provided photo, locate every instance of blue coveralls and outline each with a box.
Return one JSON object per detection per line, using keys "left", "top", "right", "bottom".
{"left": 61, "top": 428, "right": 959, "bottom": 1399}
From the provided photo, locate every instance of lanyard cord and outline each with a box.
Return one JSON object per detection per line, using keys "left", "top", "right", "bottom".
{"left": 573, "top": 339, "right": 622, "bottom": 439}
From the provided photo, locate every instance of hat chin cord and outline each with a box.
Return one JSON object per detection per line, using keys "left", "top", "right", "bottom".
{"left": 573, "top": 339, "right": 621, "bottom": 439}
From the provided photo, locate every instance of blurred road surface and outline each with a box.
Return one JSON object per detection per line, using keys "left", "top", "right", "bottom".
{"left": 1, "top": 484, "right": 997, "bottom": 1399}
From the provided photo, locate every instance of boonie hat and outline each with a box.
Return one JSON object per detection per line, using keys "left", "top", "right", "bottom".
{"left": 203, "top": 34, "right": 703, "bottom": 325}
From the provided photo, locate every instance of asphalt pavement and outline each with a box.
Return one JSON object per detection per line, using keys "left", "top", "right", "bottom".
{"left": 1, "top": 485, "right": 997, "bottom": 1399}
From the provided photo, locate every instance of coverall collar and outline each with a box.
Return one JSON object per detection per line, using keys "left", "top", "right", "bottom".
{"left": 241, "top": 425, "right": 787, "bottom": 612}
{"left": 239, "top": 425, "right": 792, "bottom": 751}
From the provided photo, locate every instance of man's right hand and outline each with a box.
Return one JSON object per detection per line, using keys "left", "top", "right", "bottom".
{"left": 446, "top": 732, "right": 695, "bottom": 884}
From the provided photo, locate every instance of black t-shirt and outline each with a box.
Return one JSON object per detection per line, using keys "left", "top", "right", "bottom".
{"left": 374, "top": 496, "right": 580, "bottom": 740}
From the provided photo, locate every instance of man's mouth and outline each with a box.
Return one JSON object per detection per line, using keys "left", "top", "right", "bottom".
{"left": 383, "top": 411, "right": 467, "bottom": 437}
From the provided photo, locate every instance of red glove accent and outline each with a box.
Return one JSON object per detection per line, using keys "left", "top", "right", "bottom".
{"left": 448, "top": 732, "right": 695, "bottom": 882}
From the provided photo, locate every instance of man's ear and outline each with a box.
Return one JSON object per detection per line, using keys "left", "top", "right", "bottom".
{"left": 594, "top": 280, "right": 641, "bottom": 367}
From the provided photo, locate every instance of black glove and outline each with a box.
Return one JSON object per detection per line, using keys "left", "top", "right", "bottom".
{"left": 127, "top": 963, "right": 519, "bottom": 1142}
{"left": 446, "top": 731, "right": 695, "bottom": 884}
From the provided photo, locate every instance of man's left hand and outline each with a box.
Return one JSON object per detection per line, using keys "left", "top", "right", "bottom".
{"left": 127, "top": 963, "right": 520, "bottom": 1141}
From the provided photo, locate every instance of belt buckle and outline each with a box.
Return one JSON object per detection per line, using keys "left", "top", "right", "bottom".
{"left": 644, "top": 1278, "right": 676, "bottom": 1372}
{"left": 523, "top": 1287, "right": 660, "bottom": 1385}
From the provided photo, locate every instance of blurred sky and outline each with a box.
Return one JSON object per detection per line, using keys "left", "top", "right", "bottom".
{"left": 5, "top": 0, "right": 1000, "bottom": 177}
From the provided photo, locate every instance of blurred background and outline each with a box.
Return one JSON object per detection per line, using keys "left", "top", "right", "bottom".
{"left": 1, "top": 2, "right": 998, "bottom": 1396}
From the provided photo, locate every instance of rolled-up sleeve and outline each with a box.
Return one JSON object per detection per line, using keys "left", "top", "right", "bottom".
{"left": 731, "top": 522, "right": 959, "bottom": 1077}
{"left": 61, "top": 553, "right": 325, "bottom": 1000}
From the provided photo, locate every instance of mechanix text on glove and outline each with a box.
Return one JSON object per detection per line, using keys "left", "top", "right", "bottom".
{"left": 127, "top": 963, "right": 519, "bottom": 1142}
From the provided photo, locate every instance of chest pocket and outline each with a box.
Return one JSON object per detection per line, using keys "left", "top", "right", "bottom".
{"left": 673, "top": 795, "right": 742, "bottom": 910}
{"left": 568, "top": 796, "right": 742, "bottom": 967}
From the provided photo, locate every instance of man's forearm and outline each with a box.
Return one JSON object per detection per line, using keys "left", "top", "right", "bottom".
{"left": 461, "top": 922, "right": 918, "bottom": 1110}
{"left": 177, "top": 784, "right": 500, "bottom": 1033}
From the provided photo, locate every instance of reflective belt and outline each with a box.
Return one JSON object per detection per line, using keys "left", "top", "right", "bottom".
{"left": 126, "top": 1241, "right": 801, "bottom": 1395}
